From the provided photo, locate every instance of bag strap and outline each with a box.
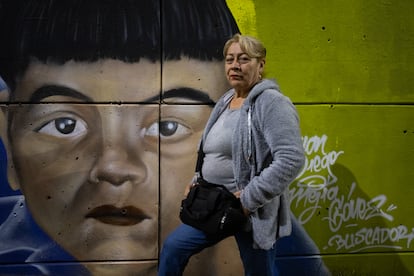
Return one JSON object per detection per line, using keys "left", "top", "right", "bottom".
{"left": 195, "top": 141, "right": 205, "bottom": 179}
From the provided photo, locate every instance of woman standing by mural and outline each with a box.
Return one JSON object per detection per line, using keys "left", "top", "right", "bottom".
{"left": 159, "top": 34, "right": 306, "bottom": 275}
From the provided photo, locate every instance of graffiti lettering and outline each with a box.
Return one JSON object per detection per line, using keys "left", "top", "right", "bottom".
{"left": 290, "top": 184, "right": 338, "bottom": 224}
{"left": 324, "top": 182, "right": 394, "bottom": 232}
{"left": 325, "top": 225, "right": 414, "bottom": 252}
{"left": 297, "top": 135, "right": 343, "bottom": 188}
{"left": 303, "top": 135, "right": 328, "bottom": 155}
{"left": 292, "top": 134, "right": 343, "bottom": 223}
{"left": 292, "top": 134, "right": 414, "bottom": 252}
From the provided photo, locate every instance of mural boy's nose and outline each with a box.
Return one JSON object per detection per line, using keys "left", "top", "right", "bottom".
{"left": 89, "top": 146, "right": 148, "bottom": 186}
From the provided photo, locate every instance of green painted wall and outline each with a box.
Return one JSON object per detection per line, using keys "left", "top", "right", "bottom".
{"left": 254, "top": 0, "right": 414, "bottom": 103}
{"left": 246, "top": 0, "right": 414, "bottom": 274}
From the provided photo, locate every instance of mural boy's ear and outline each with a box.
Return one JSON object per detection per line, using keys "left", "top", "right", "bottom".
{"left": 0, "top": 90, "right": 20, "bottom": 190}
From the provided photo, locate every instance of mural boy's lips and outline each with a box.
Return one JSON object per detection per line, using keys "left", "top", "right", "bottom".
{"left": 85, "top": 205, "right": 151, "bottom": 226}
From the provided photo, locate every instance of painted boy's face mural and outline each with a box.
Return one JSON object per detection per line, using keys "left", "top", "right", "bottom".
{"left": 0, "top": 0, "right": 241, "bottom": 273}
{"left": 7, "top": 57, "right": 227, "bottom": 261}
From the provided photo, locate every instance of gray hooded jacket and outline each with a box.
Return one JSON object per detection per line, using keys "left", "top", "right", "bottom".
{"left": 200, "top": 79, "right": 305, "bottom": 249}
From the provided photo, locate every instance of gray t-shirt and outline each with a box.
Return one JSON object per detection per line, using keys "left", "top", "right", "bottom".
{"left": 201, "top": 107, "right": 240, "bottom": 192}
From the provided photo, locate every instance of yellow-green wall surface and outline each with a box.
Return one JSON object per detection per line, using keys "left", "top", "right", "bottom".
{"left": 252, "top": 0, "right": 414, "bottom": 274}
{"left": 255, "top": 0, "right": 414, "bottom": 103}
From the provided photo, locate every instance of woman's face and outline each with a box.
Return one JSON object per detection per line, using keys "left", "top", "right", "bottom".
{"left": 224, "top": 42, "right": 264, "bottom": 94}
{"left": 8, "top": 58, "right": 227, "bottom": 261}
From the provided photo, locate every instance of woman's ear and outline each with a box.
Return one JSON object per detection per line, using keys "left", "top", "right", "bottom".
{"left": 0, "top": 89, "right": 20, "bottom": 190}
{"left": 259, "top": 59, "right": 265, "bottom": 74}
{"left": 261, "top": 59, "right": 265, "bottom": 66}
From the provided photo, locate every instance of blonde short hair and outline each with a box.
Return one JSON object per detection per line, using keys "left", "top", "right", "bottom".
{"left": 223, "top": 34, "right": 266, "bottom": 60}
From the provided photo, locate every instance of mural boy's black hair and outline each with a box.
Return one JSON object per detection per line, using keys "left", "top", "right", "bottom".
{"left": 0, "top": 0, "right": 239, "bottom": 91}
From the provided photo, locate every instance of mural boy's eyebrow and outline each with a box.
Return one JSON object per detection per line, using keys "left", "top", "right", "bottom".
{"left": 30, "top": 85, "right": 93, "bottom": 102}
{"left": 147, "top": 88, "right": 215, "bottom": 104}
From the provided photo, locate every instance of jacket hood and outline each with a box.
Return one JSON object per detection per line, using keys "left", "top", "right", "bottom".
{"left": 243, "top": 79, "right": 280, "bottom": 108}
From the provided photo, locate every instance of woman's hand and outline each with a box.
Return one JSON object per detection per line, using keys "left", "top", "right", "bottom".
{"left": 233, "top": 190, "right": 242, "bottom": 198}
{"left": 184, "top": 182, "right": 196, "bottom": 197}
{"left": 184, "top": 175, "right": 198, "bottom": 197}
{"left": 233, "top": 190, "right": 250, "bottom": 216}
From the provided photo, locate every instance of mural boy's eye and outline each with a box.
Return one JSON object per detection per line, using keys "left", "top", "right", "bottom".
{"left": 36, "top": 117, "right": 87, "bottom": 138}
{"left": 159, "top": 121, "right": 178, "bottom": 137}
{"left": 146, "top": 120, "right": 191, "bottom": 140}
{"left": 55, "top": 118, "right": 76, "bottom": 134}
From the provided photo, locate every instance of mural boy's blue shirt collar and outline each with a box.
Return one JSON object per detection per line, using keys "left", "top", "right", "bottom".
{"left": 0, "top": 77, "right": 7, "bottom": 91}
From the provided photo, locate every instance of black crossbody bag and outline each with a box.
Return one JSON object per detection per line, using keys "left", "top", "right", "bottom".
{"left": 179, "top": 145, "right": 247, "bottom": 239}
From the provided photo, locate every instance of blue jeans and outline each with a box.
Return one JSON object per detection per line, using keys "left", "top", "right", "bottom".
{"left": 158, "top": 224, "right": 279, "bottom": 276}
